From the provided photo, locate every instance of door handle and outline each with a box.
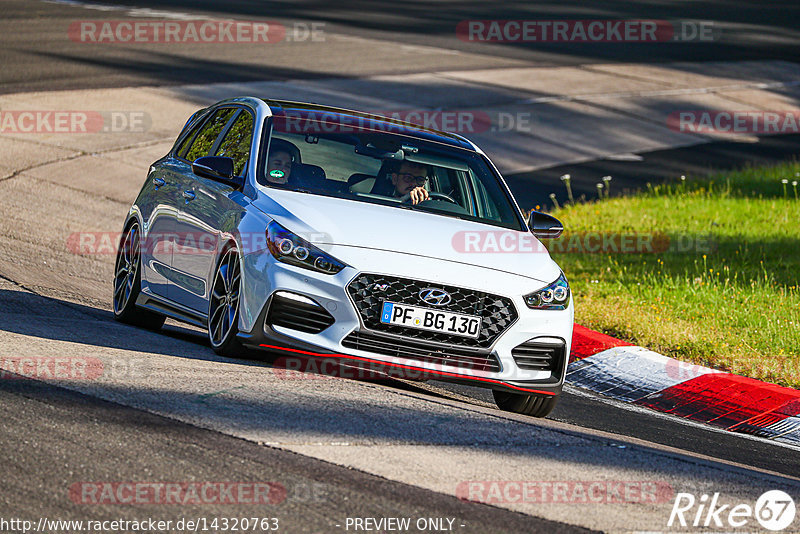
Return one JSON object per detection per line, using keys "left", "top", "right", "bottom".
{"left": 182, "top": 190, "right": 196, "bottom": 201}
{"left": 153, "top": 176, "right": 166, "bottom": 188}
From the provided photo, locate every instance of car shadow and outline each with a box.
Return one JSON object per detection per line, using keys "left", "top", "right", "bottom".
{"left": 0, "top": 287, "right": 446, "bottom": 388}
{"left": 0, "top": 287, "right": 259, "bottom": 363}
{"left": 2, "top": 288, "right": 800, "bottom": 482}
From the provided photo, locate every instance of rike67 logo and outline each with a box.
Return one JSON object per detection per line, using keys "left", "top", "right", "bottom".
{"left": 668, "top": 490, "right": 796, "bottom": 531}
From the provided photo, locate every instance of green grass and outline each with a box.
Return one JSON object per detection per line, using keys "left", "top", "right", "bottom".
{"left": 548, "top": 162, "right": 800, "bottom": 388}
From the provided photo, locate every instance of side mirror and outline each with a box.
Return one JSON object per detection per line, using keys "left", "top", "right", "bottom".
{"left": 192, "top": 156, "right": 243, "bottom": 189}
{"left": 528, "top": 210, "right": 563, "bottom": 239}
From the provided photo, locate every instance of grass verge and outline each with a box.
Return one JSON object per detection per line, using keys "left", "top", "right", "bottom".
{"left": 549, "top": 161, "right": 800, "bottom": 388}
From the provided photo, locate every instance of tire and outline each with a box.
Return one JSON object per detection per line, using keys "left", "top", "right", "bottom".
{"left": 208, "top": 244, "right": 243, "bottom": 357}
{"left": 493, "top": 390, "right": 558, "bottom": 418}
{"left": 113, "top": 221, "right": 165, "bottom": 330}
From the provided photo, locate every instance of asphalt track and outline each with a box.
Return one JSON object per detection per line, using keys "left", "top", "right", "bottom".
{"left": 3, "top": 0, "right": 800, "bottom": 93}
{"left": 509, "top": 132, "right": 800, "bottom": 209}
{"left": 0, "top": 376, "right": 585, "bottom": 534}
{"left": 2, "top": 1, "right": 800, "bottom": 532}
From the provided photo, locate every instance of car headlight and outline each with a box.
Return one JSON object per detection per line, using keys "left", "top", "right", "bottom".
{"left": 524, "top": 273, "right": 570, "bottom": 310}
{"left": 266, "top": 220, "right": 346, "bottom": 275}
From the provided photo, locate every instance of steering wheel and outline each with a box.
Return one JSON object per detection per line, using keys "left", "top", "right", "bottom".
{"left": 399, "top": 191, "right": 459, "bottom": 205}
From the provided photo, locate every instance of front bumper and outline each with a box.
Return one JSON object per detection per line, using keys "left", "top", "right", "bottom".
{"left": 237, "top": 259, "right": 573, "bottom": 395}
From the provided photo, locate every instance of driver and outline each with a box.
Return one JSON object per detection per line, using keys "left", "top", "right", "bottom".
{"left": 388, "top": 161, "right": 431, "bottom": 205}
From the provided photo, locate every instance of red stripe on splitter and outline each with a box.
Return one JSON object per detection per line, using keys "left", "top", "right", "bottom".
{"left": 259, "top": 344, "right": 556, "bottom": 395}
{"left": 569, "top": 324, "right": 632, "bottom": 362}
{"left": 636, "top": 373, "right": 800, "bottom": 430}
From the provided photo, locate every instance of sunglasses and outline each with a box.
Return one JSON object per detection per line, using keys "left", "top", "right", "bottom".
{"left": 396, "top": 173, "right": 428, "bottom": 186}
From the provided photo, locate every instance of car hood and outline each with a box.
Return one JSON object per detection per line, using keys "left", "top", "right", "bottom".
{"left": 251, "top": 189, "right": 558, "bottom": 283}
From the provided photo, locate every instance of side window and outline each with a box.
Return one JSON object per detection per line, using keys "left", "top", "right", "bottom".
{"left": 215, "top": 111, "right": 254, "bottom": 176}
{"left": 184, "top": 108, "right": 236, "bottom": 162}
{"left": 467, "top": 170, "right": 501, "bottom": 220}
{"left": 176, "top": 122, "right": 201, "bottom": 158}
{"left": 436, "top": 168, "right": 472, "bottom": 214}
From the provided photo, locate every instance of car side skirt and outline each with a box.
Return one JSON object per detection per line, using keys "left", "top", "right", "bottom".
{"left": 136, "top": 291, "right": 207, "bottom": 328}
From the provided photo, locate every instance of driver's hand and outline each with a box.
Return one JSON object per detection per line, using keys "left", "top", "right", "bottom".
{"left": 409, "top": 186, "right": 429, "bottom": 205}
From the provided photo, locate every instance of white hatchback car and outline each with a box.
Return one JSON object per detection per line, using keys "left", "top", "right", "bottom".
{"left": 113, "top": 97, "right": 573, "bottom": 417}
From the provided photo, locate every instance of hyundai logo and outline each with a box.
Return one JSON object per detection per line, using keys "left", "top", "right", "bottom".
{"left": 419, "top": 288, "right": 452, "bottom": 306}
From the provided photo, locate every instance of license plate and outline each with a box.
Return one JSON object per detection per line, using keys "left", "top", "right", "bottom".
{"left": 379, "top": 301, "right": 481, "bottom": 338}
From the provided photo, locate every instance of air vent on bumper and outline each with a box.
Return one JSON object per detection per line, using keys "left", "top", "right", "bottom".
{"left": 511, "top": 339, "right": 565, "bottom": 372}
{"left": 341, "top": 330, "right": 501, "bottom": 373}
{"left": 265, "top": 291, "right": 334, "bottom": 334}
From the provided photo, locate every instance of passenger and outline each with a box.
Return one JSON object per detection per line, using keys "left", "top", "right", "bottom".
{"left": 266, "top": 150, "right": 293, "bottom": 184}
{"left": 266, "top": 139, "right": 298, "bottom": 185}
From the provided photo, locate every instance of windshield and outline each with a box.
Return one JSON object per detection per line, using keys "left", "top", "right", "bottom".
{"left": 258, "top": 120, "right": 525, "bottom": 231}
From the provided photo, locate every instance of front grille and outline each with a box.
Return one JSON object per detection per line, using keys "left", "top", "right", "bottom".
{"left": 266, "top": 293, "right": 335, "bottom": 334}
{"left": 346, "top": 273, "right": 517, "bottom": 348}
{"left": 511, "top": 340, "right": 565, "bottom": 372}
{"left": 341, "top": 330, "right": 501, "bottom": 373}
